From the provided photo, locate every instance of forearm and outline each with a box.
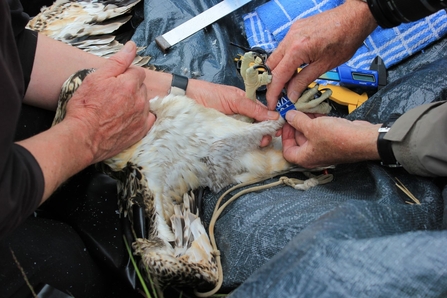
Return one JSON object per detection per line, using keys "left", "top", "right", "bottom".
{"left": 25, "top": 33, "right": 204, "bottom": 112}
{"left": 316, "top": 119, "right": 381, "bottom": 165}
{"left": 16, "top": 118, "right": 94, "bottom": 203}
{"left": 283, "top": 111, "right": 381, "bottom": 168}
{"left": 344, "top": 0, "right": 378, "bottom": 34}
{"left": 24, "top": 34, "right": 108, "bottom": 110}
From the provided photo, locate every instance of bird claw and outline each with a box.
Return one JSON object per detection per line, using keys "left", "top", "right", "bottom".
{"left": 239, "top": 51, "right": 331, "bottom": 115}
{"left": 295, "top": 84, "right": 332, "bottom": 114}
{"left": 240, "top": 52, "right": 272, "bottom": 101}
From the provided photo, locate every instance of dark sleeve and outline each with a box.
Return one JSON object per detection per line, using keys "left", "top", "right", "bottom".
{"left": 0, "top": 0, "right": 44, "bottom": 239}
{"left": 0, "top": 145, "right": 45, "bottom": 238}
{"left": 385, "top": 101, "right": 447, "bottom": 177}
{"left": 7, "top": 0, "right": 38, "bottom": 91}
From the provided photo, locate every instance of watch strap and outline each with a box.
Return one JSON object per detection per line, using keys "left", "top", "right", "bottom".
{"left": 377, "top": 113, "right": 402, "bottom": 167}
{"left": 170, "top": 74, "right": 189, "bottom": 95}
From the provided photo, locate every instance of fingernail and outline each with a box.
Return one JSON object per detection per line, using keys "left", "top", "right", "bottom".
{"left": 288, "top": 91, "right": 299, "bottom": 102}
{"left": 268, "top": 110, "right": 279, "bottom": 120}
{"left": 285, "top": 110, "right": 296, "bottom": 121}
{"left": 123, "top": 41, "right": 134, "bottom": 53}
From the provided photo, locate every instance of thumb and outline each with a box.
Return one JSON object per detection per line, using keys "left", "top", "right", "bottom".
{"left": 285, "top": 110, "right": 309, "bottom": 131}
{"left": 96, "top": 41, "right": 137, "bottom": 78}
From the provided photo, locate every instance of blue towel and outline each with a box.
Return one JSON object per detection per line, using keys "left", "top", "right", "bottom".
{"left": 243, "top": 0, "right": 447, "bottom": 69}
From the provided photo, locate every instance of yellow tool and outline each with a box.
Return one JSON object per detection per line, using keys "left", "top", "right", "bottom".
{"left": 297, "top": 68, "right": 369, "bottom": 113}
{"left": 308, "top": 82, "right": 368, "bottom": 113}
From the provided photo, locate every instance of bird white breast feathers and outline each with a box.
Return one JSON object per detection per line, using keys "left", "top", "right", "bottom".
{"left": 52, "top": 69, "right": 295, "bottom": 291}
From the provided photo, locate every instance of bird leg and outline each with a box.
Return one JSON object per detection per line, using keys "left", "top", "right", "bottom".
{"left": 294, "top": 84, "right": 332, "bottom": 114}
{"left": 240, "top": 52, "right": 272, "bottom": 101}
{"left": 235, "top": 51, "right": 272, "bottom": 123}
{"left": 239, "top": 51, "right": 331, "bottom": 115}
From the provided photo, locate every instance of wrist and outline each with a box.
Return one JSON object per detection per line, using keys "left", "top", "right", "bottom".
{"left": 343, "top": 0, "right": 378, "bottom": 32}
{"left": 353, "top": 123, "right": 382, "bottom": 161}
{"left": 377, "top": 113, "right": 403, "bottom": 167}
{"left": 58, "top": 117, "right": 96, "bottom": 166}
{"left": 169, "top": 74, "right": 189, "bottom": 95}
{"left": 143, "top": 69, "right": 173, "bottom": 98}
{"left": 17, "top": 118, "right": 95, "bottom": 200}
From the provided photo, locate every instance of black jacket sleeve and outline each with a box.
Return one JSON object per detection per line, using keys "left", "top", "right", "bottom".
{"left": 0, "top": 0, "right": 44, "bottom": 239}
{"left": 8, "top": 0, "right": 38, "bottom": 90}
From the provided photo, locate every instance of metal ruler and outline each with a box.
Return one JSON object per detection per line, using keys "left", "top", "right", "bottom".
{"left": 155, "top": 0, "right": 252, "bottom": 52}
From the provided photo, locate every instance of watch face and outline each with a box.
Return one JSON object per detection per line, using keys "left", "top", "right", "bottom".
{"left": 378, "top": 127, "right": 391, "bottom": 133}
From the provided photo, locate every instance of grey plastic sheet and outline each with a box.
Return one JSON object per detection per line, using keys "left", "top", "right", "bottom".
{"left": 131, "top": 1, "right": 447, "bottom": 296}
{"left": 222, "top": 40, "right": 447, "bottom": 297}
{"left": 132, "top": 0, "right": 268, "bottom": 89}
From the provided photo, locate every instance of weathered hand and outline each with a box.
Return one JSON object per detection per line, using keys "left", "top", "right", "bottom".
{"left": 282, "top": 110, "right": 381, "bottom": 168}
{"left": 187, "top": 79, "right": 280, "bottom": 147}
{"left": 187, "top": 79, "right": 280, "bottom": 123}
{"left": 64, "top": 41, "right": 156, "bottom": 163}
{"left": 265, "top": 0, "right": 377, "bottom": 110}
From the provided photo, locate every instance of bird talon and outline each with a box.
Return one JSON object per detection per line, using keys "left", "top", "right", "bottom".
{"left": 240, "top": 52, "right": 271, "bottom": 101}
{"left": 295, "top": 84, "right": 332, "bottom": 114}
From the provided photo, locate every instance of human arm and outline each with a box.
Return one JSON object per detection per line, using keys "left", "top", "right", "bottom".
{"left": 2, "top": 1, "right": 151, "bottom": 236}
{"left": 265, "top": 0, "right": 377, "bottom": 109}
{"left": 27, "top": 33, "right": 278, "bottom": 123}
{"left": 282, "top": 110, "right": 380, "bottom": 168}
{"left": 282, "top": 101, "right": 447, "bottom": 177}
{"left": 19, "top": 41, "right": 154, "bottom": 202}
{"left": 385, "top": 101, "right": 447, "bottom": 177}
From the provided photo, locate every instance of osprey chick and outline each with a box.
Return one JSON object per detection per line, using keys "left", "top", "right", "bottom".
{"left": 52, "top": 69, "right": 293, "bottom": 290}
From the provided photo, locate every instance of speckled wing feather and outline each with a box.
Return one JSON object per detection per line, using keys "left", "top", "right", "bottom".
{"left": 27, "top": 0, "right": 151, "bottom": 67}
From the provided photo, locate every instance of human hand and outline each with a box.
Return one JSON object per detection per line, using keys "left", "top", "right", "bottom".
{"left": 64, "top": 41, "right": 156, "bottom": 163}
{"left": 188, "top": 79, "right": 280, "bottom": 122}
{"left": 282, "top": 110, "right": 381, "bottom": 168}
{"left": 265, "top": 0, "right": 377, "bottom": 110}
{"left": 187, "top": 79, "right": 280, "bottom": 147}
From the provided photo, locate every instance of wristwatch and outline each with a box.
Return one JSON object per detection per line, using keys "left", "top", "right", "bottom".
{"left": 169, "top": 74, "right": 189, "bottom": 96}
{"left": 377, "top": 113, "right": 402, "bottom": 168}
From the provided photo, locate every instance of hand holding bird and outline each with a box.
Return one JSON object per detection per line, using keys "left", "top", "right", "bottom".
{"left": 60, "top": 41, "right": 156, "bottom": 164}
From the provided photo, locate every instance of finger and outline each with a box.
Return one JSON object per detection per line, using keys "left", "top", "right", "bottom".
{"left": 275, "top": 128, "right": 282, "bottom": 137}
{"left": 122, "top": 65, "right": 147, "bottom": 90}
{"left": 231, "top": 97, "right": 280, "bottom": 122}
{"left": 260, "top": 135, "right": 272, "bottom": 147}
{"left": 285, "top": 110, "right": 309, "bottom": 132}
{"left": 284, "top": 110, "right": 310, "bottom": 149}
{"left": 144, "top": 95, "right": 155, "bottom": 124}
{"left": 265, "top": 44, "right": 283, "bottom": 72}
{"left": 266, "top": 57, "right": 299, "bottom": 110}
{"left": 145, "top": 112, "right": 157, "bottom": 133}
{"left": 294, "top": 129, "right": 307, "bottom": 146}
{"left": 140, "top": 84, "right": 149, "bottom": 112}
{"left": 282, "top": 123, "right": 302, "bottom": 155}
{"left": 281, "top": 123, "right": 295, "bottom": 143}
{"left": 282, "top": 122, "right": 310, "bottom": 166}
{"left": 95, "top": 41, "right": 137, "bottom": 79}
{"left": 286, "top": 63, "right": 327, "bottom": 102}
